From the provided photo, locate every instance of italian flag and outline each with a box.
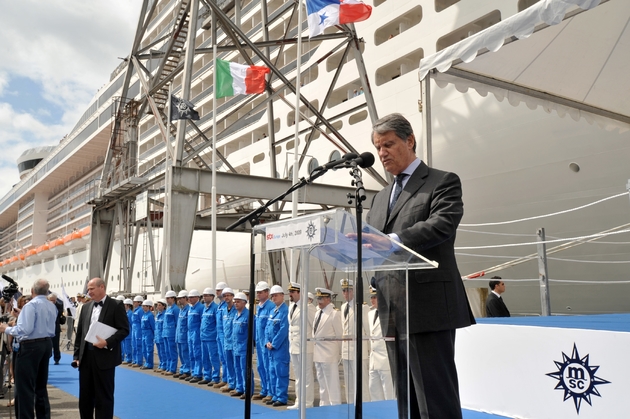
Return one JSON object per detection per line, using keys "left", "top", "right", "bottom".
{"left": 216, "top": 59, "right": 270, "bottom": 98}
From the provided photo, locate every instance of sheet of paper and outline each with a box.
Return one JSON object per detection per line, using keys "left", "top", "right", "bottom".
{"left": 85, "top": 321, "right": 118, "bottom": 344}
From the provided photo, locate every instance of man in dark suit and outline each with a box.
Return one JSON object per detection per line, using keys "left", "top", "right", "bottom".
{"left": 48, "top": 293, "right": 65, "bottom": 365}
{"left": 74, "top": 277, "right": 129, "bottom": 419}
{"left": 362, "top": 113, "right": 475, "bottom": 419}
{"left": 485, "top": 276, "right": 511, "bottom": 317}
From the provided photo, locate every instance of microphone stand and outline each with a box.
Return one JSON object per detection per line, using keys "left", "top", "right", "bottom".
{"left": 346, "top": 161, "right": 367, "bottom": 419}
{"left": 226, "top": 167, "right": 330, "bottom": 419}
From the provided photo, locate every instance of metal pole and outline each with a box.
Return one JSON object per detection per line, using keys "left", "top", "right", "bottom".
{"left": 537, "top": 228, "right": 551, "bottom": 316}
{"left": 212, "top": 9, "right": 218, "bottom": 291}
{"left": 420, "top": 72, "right": 432, "bottom": 168}
{"left": 299, "top": 247, "right": 309, "bottom": 419}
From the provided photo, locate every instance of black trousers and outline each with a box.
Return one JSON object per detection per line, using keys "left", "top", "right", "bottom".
{"left": 52, "top": 326, "right": 61, "bottom": 363}
{"left": 387, "top": 329, "right": 463, "bottom": 419}
{"left": 79, "top": 348, "right": 116, "bottom": 419}
{"left": 15, "top": 338, "right": 52, "bottom": 419}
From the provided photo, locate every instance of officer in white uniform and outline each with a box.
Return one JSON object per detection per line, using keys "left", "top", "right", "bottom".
{"left": 312, "top": 287, "right": 342, "bottom": 406}
{"left": 340, "top": 279, "right": 370, "bottom": 403}
{"left": 287, "top": 282, "right": 316, "bottom": 409}
{"left": 367, "top": 286, "right": 394, "bottom": 401}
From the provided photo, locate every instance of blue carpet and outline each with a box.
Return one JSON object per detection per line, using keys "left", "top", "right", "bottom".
{"left": 49, "top": 353, "right": 507, "bottom": 418}
{"left": 477, "top": 313, "right": 630, "bottom": 332}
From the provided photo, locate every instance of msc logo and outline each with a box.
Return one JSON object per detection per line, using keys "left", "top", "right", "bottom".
{"left": 546, "top": 343, "right": 610, "bottom": 413}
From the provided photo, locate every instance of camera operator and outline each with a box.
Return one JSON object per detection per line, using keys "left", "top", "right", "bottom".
{"left": 0, "top": 279, "right": 57, "bottom": 418}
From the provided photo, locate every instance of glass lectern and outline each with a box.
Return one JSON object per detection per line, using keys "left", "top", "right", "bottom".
{"left": 253, "top": 209, "right": 436, "bottom": 419}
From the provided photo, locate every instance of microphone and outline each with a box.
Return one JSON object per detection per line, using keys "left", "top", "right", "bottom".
{"left": 314, "top": 153, "right": 358, "bottom": 171}
{"left": 351, "top": 152, "right": 375, "bottom": 169}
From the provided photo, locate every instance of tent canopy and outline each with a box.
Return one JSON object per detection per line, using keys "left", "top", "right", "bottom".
{"left": 418, "top": 0, "right": 630, "bottom": 130}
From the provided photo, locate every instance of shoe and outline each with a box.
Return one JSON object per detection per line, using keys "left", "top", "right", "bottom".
{"left": 273, "top": 401, "right": 287, "bottom": 407}
{"left": 54, "top": 361, "right": 60, "bottom": 365}
{"left": 213, "top": 381, "right": 226, "bottom": 388}
{"left": 7, "top": 399, "right": 15, "bottom": 407}
{"left": 173, "top": 373, "right": 181, "bottom": 378}
{"left": 240, "top": 394, "right": 247, "bottom": 399}
{"left": 231, "top": 392, "right": 244, "bottom": 397}
{"left": 221, "top": 387, "right": 233, "bottom": 393}
{"left": 131, "top": 364, "right": 140, "bottom": 368}
{"left": 207, "top": 382, "right": 216, "bottom": 387}
{"left": 139, "top": 366, "right": 148, "bottom": 370}
{"left": 252, "top": 394, "right": 264, "bottom": 400}
{"left": 198, "top": 380, "right": 209, "bottom": 385}
{"left": 163, "top": 372, "right": 173, "bottom": 376}
{"left": 229, "top": 390, "right": 239, "bottom": 396}
{"left": 184, "top": 376, "right": 193, "bottom": 381}
{"left": 263, "top": 396, "right": 273, "bottom": 402}
{"left": 287, "top": 404, "right": 298, "bottom": 410}
{"left": 265, "top": 399, "right": 275, "bottom": 405}
{"left": 179, "top": 374, "right": 190, "bottom": 380}
{"left": 122, "top": 361, "right": 129, "bottom": 365}
{"left": 189, "top": 377, "right": 201, "bottom": 383}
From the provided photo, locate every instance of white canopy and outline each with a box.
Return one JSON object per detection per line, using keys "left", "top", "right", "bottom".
{"left": 418, "top": 0, "right": 630, "bottom": 131}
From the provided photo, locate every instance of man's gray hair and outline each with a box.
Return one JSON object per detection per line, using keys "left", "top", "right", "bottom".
{"left": 371, "top": 113, "right": 416, "bottom": 152}
{"left": 91, "top": 277, "right": 107, "bottom": 289}
{"left": 33, "top": 279, "right": 50, "bottom": 296}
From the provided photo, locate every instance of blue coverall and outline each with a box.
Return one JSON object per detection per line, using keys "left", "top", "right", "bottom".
{"left": 155, "top": 309, "right": 165, "bottom": 370}
{"left": 131, "top": 305, "right": 144, "bottom": 366}
{"left": 141, "top": 308, "right": 155, "bottom": 368}
{"left": 187, "top": 300, "right": 204, "bottom": 378}
{"left": 163, "top": 303, "right": 180, "bottom": 373}
{"left": 265, "top": 303, "right": 290, "bottom": 404}
{"left": 255, "top": 299, "right": 274, "bottom": 397}
{"left": 176, "top": 304, "right": 191, "bottom": 375}
{"left": 201, "top": 300, "right": 221, "bottom": 383}
{"left": 222, "top": 304, "right": 237, "bottom": 390}
{"left": 233, "top": 307, "right": 252, "bottom": 394}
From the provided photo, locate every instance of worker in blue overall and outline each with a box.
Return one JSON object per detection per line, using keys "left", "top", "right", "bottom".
{"left": 155, "top": 299, "right": 167, "bottom": 372}
{"left": 131, "top": 295, "right": 144, "bottom": 367}
{"left": 219, "top": 287, "right": 236, "bottom": 393}
{"left": 200, "top": 287, "right": 221, "bottom": 385}
{"left": 141, "top": 299, "right": 155, "bottom": 369}
{"left": 231, "top": 292, "right": 252, "bottom": 398}
{"left": 265, "top": 285, "right": 290, "bottom": 406}
{"left": 174, "top": 290, "right": 191, "bottom": 379}
{"left": 122, "top": 298, "right": 134, "bottom": 364}
{"left": 187, "top": 289, "right": 204, "bottom": 383}
{"left": 162, "top": 290, "right": 180, "bottom": 375}
{"left": 253, "top": 281, "right": 274, "bottom": 402}
{"left": 212, "top": 282, "right": 229, "bottom": 388}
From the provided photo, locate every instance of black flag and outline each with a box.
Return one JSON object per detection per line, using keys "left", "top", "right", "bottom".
{"left": 170, "top": 95, "right": 200, "bottom": 121}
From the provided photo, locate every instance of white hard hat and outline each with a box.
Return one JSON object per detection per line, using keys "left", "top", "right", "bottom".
{"left": 188, "top": 289, "right": 200, "bottom": 297}
{"left": 270, "top": 285, "right": 284, "bottom": 295}
{"left": 234, "top": 292, "right": 248, "bottom": 301}
{"left": 222, "top": 287, "right": 234, "bottom": 295}
{"left": 177, "top": 290, "right": 188, "bottom": 298}
{"left": 203, "top": 287, "right": 215, "bottom": 295}
{"left": 255, "top": 281, "right": 270, "bottom": 292}
{"left": 158, "top": 299, "right": 167, "bottom": 305}
{"left": 308, "top": 292, "right": 314, "bottom": 300}
{"left": 124, "top": 299, "right": 133, "bottom": 305}
{"left": 165, "top": 290, "right": 177, "bottom": 298}
{"left": 116, "top": 295, "right": 125, "bottom": 301}
{"left": 133, "top": 295, "right": 144, "bottom": 302}
{"left": 215, "top": 282, "right": 228, "bottom": 290}
{"left": 142, "top": 299, "right": 153, "bottom": 306}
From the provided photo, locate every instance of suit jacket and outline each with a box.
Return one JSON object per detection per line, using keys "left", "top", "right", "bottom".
{"left": 74, "top": 296, "right": 130, "bottom": 369}
{"left": 312, "top": 303, "right": 342, "bottom": 363}
{"left": 289, "top": 301, "right": 315, "bottom": 355}
{"left": 366, "top": 161, "right": 475, "bottom": 334}
{"left": 485, "top": 293, "right": 511, "bottom": 317}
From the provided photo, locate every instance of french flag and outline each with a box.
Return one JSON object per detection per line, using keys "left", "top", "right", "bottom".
{"left": 306, "top": 0, "right": 372, "bottom": 38}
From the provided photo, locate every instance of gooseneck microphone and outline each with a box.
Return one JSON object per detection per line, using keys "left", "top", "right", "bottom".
{"left": 351, "top": 152, "right": 375, "bottom": 169}
{"left": 312, "top": 151, "right": 375, "bottom": 173}
{"left": 314, "top": 153, "right": 358, "bottom": 171}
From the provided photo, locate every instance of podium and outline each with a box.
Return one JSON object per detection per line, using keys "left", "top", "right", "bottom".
{"left": 253, "top": 208, "right": 436, "bottom": 419}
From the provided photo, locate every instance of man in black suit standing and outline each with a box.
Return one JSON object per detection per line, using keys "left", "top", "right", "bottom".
{"left": 74, "top": 277, "right": 129, "bottom": 419}
{"left": 362, "top": 113, "right": 475, "bottom": 419}
{"left": 485, "top": 276, "right": 511, "bottom": 317}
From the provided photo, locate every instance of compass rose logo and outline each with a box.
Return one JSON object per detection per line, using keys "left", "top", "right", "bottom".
{"left": 546, "top": 343, "right": 610, "bottom": 413}
{"left": 306, "top": 220, "right": 317, "bottom": 241}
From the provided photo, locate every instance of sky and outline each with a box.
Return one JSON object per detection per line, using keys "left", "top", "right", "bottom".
{"left": 0, "top": 0, "right": 142, "bottom": 196}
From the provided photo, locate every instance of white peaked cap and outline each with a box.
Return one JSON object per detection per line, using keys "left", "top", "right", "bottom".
{"left": 234, "top": 292, "right": 248, "bottom": 301}
{"left": 308, "top": 292, "right": 314, "bottom": 300}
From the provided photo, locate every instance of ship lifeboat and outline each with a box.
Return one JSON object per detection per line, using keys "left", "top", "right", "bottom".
{"left": 37, "top": 243, "right": 51, "bottom": 258}
{"left": 49, "top": 237, "right": 66, "bottom": 254}
{"left": 9, "top": 256, "right": 18, "bottom": 264}
{"left": 26, "top": 248, "right": 37, "bottom": 258}
{"left": 79, "top": 226, "right": 91, "bottom": 241}
{"left": 18, "top": 253, "right": 25, "bottom": 261}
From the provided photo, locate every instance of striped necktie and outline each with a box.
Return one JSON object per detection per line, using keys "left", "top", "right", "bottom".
{"left": 388, "top": 173, "right": 407, "bottom": 216}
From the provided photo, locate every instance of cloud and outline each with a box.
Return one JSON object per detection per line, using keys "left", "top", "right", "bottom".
{"left": 0, "top": 0, "right": 141, "bottom": 195}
